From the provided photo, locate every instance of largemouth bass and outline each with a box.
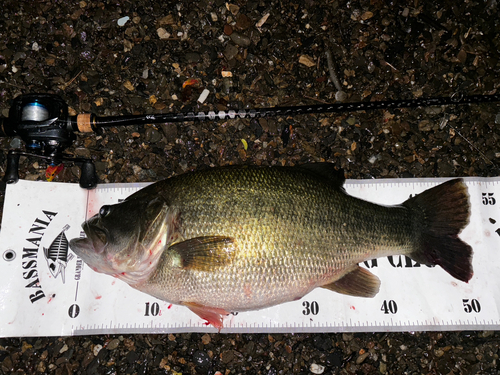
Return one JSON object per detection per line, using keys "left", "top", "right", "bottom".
{"left": 69, "top": 164, "right": 473, "bottom": 329}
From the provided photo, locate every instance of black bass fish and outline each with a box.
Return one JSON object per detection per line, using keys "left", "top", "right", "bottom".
{"left": 69, "top": 164, "right": 473, "bottom": 329}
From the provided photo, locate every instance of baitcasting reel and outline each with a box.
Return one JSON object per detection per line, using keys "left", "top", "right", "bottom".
{"left": 1, "top": 92, "right": 500, "bottom": 189}
{"left": 0, "top": 94, "right": 98, "bottom": 189}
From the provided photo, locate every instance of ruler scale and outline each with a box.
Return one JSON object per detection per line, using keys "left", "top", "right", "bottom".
{"left": 0, "top": 177, "right": 499, "bottom": 337}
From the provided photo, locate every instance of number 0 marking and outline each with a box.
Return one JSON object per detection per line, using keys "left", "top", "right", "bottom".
{"left": 68, "top": 304, "right": 80, "bottom": 318}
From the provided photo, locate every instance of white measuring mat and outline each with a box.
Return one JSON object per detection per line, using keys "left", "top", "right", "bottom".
{"left": 0, "top": 177, "right": 499, "bottom": 337}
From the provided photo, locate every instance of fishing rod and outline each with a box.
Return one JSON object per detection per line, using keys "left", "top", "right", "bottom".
{"left": 1, "top": 92, "right": 499, "bottom": 189}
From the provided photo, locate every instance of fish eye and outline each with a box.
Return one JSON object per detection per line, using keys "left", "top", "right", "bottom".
{"left": 99, "top": 205, "right": 111, "bottom": 217}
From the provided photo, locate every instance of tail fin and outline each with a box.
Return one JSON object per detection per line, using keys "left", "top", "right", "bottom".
{"left": 403, "top": 178, "right": 473, "bottom": 282}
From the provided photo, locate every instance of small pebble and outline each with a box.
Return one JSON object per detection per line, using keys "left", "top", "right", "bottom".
{"left": 356, "top": 352, "right": 370, "bottom": 364}
{"left": 227, "top": 3, "right": 240, "bottom": 15}
{"left": 117, "top": 16, "right": 129, "bottom": 26}
{"left": 93, "top": 344, "right": 102, "bottom": 356}
{"left": 106, "top": 339, "right": 120, "bottom": 350}
{"left": 230, "top": 32, "right": 251, "bottom": 47}
{"left": 197, "top": 89, "right": 210, "bottom": 104}
{"left": 157, "top": 28, "right": 170, "bottom": 39}
{"left": 201, "top": 334, "right": 211, "bottom": 345}
{"left": 299, "top": 55, "right": 315, "bottom": 67}
{"left": 310, "top": 363, "right": 325, "bottom": 374}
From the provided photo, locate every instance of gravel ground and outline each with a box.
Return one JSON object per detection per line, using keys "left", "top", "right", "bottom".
{"left": 1, "top": 0, "right": 500, "bottom": 374}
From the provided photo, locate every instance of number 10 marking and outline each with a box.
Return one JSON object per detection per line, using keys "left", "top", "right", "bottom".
{"left": 144, "top": 302, "right": 160, "bottom": 316}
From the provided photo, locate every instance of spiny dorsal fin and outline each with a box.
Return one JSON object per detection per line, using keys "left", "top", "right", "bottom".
{"left": 168, "top": 236, "right": 237, "bottom": 272}
{"left": 321, "top": 265, "right": 380, "bottom": 298}
{"left": 298, "top": 163, "right": 345, "bottom": 188}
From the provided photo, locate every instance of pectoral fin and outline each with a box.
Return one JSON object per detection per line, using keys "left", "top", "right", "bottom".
{"left": 182, "top": 302, "right": 229, "bottom": 330}
{"left": 168, "top": 236, "right": 237, "bottom": 272}
{"left": 321, "top": 266, "right": 380, "bottom": 298}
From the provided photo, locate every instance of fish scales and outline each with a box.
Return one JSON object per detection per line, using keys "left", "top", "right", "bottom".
{"left": 138, "top": 167, "right": 413, "bottom": 310}
{"left": 70, "top": 164, "right": 473, "bottom": 328}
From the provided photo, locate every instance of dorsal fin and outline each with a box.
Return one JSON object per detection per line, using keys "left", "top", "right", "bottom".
{"left": 298, "top": 163, "right": 345, "bottom": 188}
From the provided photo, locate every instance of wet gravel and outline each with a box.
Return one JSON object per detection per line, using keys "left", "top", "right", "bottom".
{"left": 1, "top": 0, "right": 500, "bottom": 374}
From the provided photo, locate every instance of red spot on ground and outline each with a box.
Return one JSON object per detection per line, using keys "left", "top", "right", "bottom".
{"left": 96, "top": 295, "right": 102, "bottom": 300}
{"left": 350, "top": 305, "right": 355, "bottom": 310}
{"left": 168, "top": 304, "right": 172, "bottom": 309}
{"left": 121, "top": 272, "right": 126, "bottom": 275}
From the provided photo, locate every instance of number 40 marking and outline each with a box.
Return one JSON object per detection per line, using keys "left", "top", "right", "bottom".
{"left": 381, "top": 300, "right": 398, "bottom": 314}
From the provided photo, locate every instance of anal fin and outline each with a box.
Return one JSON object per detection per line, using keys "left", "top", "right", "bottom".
{"left": 183, "top": 302, "right": 229, "bottom": 330}
{"left": 321, "top": 266, "right": 380, "bottom": 298}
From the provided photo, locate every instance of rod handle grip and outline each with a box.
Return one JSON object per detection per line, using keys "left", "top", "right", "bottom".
{"left": 76, "top": 113, "right": 94, "bottom": 133}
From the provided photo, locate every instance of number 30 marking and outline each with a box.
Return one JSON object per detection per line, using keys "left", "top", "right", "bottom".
{"left": 302, "top": 301, "right": 319, "bottom": 315}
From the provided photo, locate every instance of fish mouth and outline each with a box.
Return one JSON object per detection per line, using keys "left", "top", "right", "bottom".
{"left": 69, "top": 235, "right": 115, "bottom": 275}
{"left": 84, "top": 224, "right": 108, "bottom": 254}
{"left": 69, "top": 220, "right": 109, "bottom": 257}
{"left": 69, "top": 237, "right": 95, "bottom": 257}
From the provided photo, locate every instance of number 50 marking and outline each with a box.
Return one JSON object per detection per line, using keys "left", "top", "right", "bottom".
{"left": 462, "top": 299, "right": 481, "bottom": 313}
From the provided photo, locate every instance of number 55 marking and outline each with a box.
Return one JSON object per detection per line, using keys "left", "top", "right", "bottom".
{"left": 482, "top": 193, "right": 496, "bottom": 205}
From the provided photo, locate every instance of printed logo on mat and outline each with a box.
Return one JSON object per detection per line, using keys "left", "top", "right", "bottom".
{"left": 43, "top": 224, "right": 74, "bottom": 284}
{"left": 21, "top": 210, "right": 75, "bottom": 304}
